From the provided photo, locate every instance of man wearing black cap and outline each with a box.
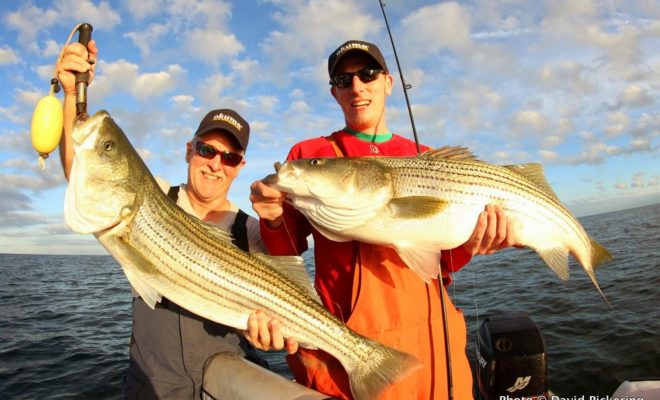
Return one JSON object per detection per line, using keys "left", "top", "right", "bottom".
{"left": 250, "top": 39, "right": 517, "bottom": 399}
{"left": 57, "top": 42, "right": 268, "bottom": 399}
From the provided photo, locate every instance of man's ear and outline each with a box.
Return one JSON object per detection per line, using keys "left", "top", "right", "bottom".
{"left": 330, "top": 85, "right": 338, "bottom": 100}
{"left": 185, "top": 141, "right": 193, "bottom": 163}
{"left": 384, "top": 74, "right": 393, "bottom": 96}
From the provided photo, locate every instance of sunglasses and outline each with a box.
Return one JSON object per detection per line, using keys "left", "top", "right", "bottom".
{"left": 193, "top": 141, "right": 243, "bottom": 167}
{"left": 329, "top": 68, "right": 384, "bottom": 88}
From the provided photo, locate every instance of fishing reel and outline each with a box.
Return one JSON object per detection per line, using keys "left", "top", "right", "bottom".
{"left": 30, "top": 23, "right": 92, "bottom": 170}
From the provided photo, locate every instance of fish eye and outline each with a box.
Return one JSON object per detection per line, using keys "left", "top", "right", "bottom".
{"left": 310, "top": 159, "right": 322, "bottom": 166}
{"left": 103, "top": 140, "right": 114, "bottom": 151}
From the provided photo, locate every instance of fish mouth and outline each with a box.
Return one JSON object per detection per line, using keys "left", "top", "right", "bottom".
{"left": 72, "top": 110, "right": 110, "bottom": 146}
{"left": 262, "top": 163, "right": 303, "bottom": 193}
{"left": 262, "top": 162, "right": 284, "bottom": 186}
{"left": 262, "top": 173, "right": 278, "bottom": 186}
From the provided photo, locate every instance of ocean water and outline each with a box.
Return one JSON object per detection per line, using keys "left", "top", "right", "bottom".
{"left": 1, "top": 203, "right": 658, "bottom": 399}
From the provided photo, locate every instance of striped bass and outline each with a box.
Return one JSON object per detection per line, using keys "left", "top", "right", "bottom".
{"left": 63, "top": 110, "right": 420, "bottom": 400}
{"left": 263, "top": 147, "right": 612, "bottom": 302}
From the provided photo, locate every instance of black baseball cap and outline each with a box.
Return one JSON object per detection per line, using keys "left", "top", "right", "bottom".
{"left": 193, "top": 109, "right": 250, "bottom": 151}
{"left": 328, "top": 40, "right": 389, "bottom": 77}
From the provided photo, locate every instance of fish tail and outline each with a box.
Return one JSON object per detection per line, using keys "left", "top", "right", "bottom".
{"left": 348, "top": 338, "right": 422, "bottom": 400}
{"left": 587, "top": 239, "right": 613, "bottom": 309}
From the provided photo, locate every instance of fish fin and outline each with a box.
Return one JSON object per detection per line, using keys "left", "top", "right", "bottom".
{"left": 587, "top": 239, "right": 613, "bottom": 308}
{"left": 504, "top": 163, "right": 560, "bottom": 200}
{"left": 254, "top": 254, "right": 322, "bottom": 305}
{"left": 95, "top": 233, "right": 163, "bottom": 308}
{"left": 395, "top": 246, "right": 441, "bottom": 283}
{"left": 422, "top": 145, "right": 479, "bottom": 161}
{"left": 348, "top": 336, "right": 422, "bottom": 400}
{"left": 98, "top": 232, "right": 251, "bottom": 326}
{"left": 308, "top": 220, "right": 352, "bottom": 242}
{"left": 291, "top": 197, "right": 382, "bottom": 233}
{"left": 388, "top": 197, "right": 450, "bottom": 219}
{"left": 123, "top": 267, "right": 162, "bottom": 309}
{"left": 535, "top": 247, "right": 569, "bottom": 280}
{"left": 590, "top": 239, "right": 612, "bottom": 269}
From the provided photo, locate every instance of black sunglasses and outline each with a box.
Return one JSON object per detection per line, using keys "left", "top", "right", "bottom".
{"left": 193, "top": 141, "right": 243, "bottom": 167}
{"left": 329, "top": 68, "right": 384, "bottom": 88}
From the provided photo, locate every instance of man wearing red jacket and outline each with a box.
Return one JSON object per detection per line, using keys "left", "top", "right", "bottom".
{"left": 248, "top": 40, "right": 518, "bottom": 399}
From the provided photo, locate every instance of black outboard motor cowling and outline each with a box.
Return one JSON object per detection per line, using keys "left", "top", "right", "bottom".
{"left": 476, "top": 313, "right": 548, "bottom": 399}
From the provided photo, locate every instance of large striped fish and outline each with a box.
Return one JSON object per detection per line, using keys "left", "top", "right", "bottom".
{"left": 63, "top": 110, "right": 420, "bottom": 400}
{"left": 263, "top": 147, "right": 612, "bottom": 301}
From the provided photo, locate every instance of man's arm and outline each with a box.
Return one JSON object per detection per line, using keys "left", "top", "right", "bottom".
{"left": 56, "top": 40, "right": 97, "bottom": 180}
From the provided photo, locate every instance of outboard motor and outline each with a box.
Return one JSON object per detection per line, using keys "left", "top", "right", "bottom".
{"left": 476, "top": 313, "right": 548, "bottom": 399}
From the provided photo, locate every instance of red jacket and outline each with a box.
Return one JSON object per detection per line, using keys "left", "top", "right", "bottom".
{"left": 261, "top": 130, "right": 474, "bottom": 399}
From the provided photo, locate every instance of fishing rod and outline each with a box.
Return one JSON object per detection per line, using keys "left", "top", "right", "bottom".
{"left": 378, "top": 2, "right": 454, "bottom": 399}
{"left": 378, "top": 0, "right": 421, "bottom": 155}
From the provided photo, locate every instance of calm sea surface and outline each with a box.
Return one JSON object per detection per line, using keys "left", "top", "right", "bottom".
{"left": 1, "top": 203, "right": 659, "bottom": 399}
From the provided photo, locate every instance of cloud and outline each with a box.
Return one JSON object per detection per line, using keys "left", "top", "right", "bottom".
{"left": 0, "top": 106, "right": 23, "bottom": 125}
{"left": 124, "top": 23, "right": 170, "bottom": 59}
{"left": 185, "top": 29, "right": 244, "bottom": 64}
{"left": 133, "top": 65, "right": 186, "bottom": 99}
{"left": 509, "top": 110, "right": 551, "bottom": 137}
{"left": 538, "top": 61, "right": 596, "bottom": 94}
{"left": 604, "top": 111, "right": 630, "bottom": 137}
{"left": 170, "top": 95, "right": 201, "bottom": 115}
{"left": 540, "top": 0, "right": 656, "bottom": 83}
{"left": 649, "top": 175, "right": 659, "bottom": 187}
{"left": 616, "top": 85, "right": 654, "bottom": 108}
{"left": 0, "top": 186, "right": 33, "bottom": 213}
{"left": 261, "top": 0, "right": 379, "bottom": 73}
{"left": 399, "top": 2, "right": 512, "bottom": 71}
{"left": 630, "top": 112, "right": 660, "bottom": 139}
{"left": 58, "top": 0, "right": 121, "bottom": 30}
{"left": 122, "top": 0, "right": 162, "bottom": 20}
{"left": 541, "top": 135, "right": 564, "bottom": 148}
{"left": 567, "top": 141, "right": 621, "bottom": 165}
{"left": 448, "top": 82, "right": 504, "bottom": 132}
{"left": 4, "top": 1, "right": 120, "bottom": 55}
{"left": 4, "top": 5, "right": 60, "bottom": 46}
{"left": 124, "top": 0, "right": 239, "bottom": 64}
{"left": 539, "top": 149, "right": 559, "bottom": 162}
{"left": 403, "top": 2, "right": 473, "bottom": 54}
{"left": 92, "top": 60, "right": 185, "bottom": 100}
{"left": 0, "top": 46, "right": 21, "bottom": 65}
{"left": 42, "top": 39, "right": 61, "bottom": 58}
{"left": 251, "top": 96, "right": 280, "bottom": 115}
{"left": 198, "top": 73, "right": 234, "bottom": 105}
{"left": 631, "top": 172, "right": 645, "bottom": 188}
{"left": 15, "top": 88, "right": 44, "bottom": 108}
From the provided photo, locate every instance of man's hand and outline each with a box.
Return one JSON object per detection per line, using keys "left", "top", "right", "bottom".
{"left": 463, "top": 204, "right": 519, "bottom": 255}
{"left": 250, "top": 180, "right": 286, "bottom": 228}
{"left": 243, "top": 310, "right": 299, "bottom": 354}
{"left": 57, "top": 40, "right": 98, "bottom": 95}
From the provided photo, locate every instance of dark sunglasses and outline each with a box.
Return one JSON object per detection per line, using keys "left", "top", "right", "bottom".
{"left": 193, "top": 141, "right": 243, "bottom": 167}
{"left": 329, "top": 68, "right": 384, "bottom": 88}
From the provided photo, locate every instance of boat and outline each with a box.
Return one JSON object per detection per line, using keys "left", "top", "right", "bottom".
{"left": 201, "top": 352, "right": 330, "bottom": 400}
{"left": 612, "top": 379, "right": 660, "bottom": 398}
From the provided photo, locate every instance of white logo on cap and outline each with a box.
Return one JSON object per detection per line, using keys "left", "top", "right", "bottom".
{"left": 212, "top": 113, "right": 243, "bottom": 131}
{"left": 336, "top": 42, "right": 369, "bottom": 57}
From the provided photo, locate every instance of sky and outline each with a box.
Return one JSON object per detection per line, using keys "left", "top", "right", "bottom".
{"left": 0, "top": 0, "right": 658, "bottom": 255}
